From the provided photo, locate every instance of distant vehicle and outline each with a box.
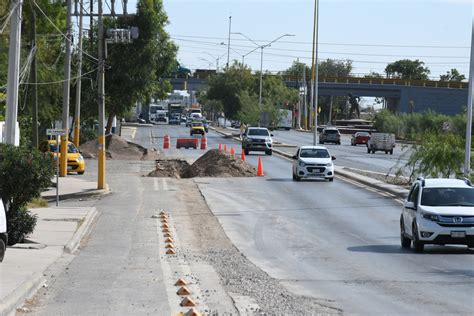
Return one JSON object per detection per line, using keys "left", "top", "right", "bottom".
{"left": 168, "top": 103, "right": 182, "bottom": 120}
{"left": 190, "top": 108, "right": 202, "bottom": 116}
{"left": 190, "top": 113, "right": 202, "bottom": 120}
{"left": 367, "top": 133, "right": 395, "bottom": 154}
{"left": 190, "top": 121, "right": 206, "bottom": 136}
{"left": 292, "top": 146, "right": 336, "bottom": 182}
{"left": 185, "top": 117, "right": 192, "bottom": 127}
{"left": 181, "top": 115, "right": 187, "bottom": 123}
{"left": 319, "top": 127, "right": 341, "bottom": 145}
{"left": 0, "top": 197, "right": 7, "bottom": 262}
{"left": 39, "top": 140, "right": 85, "bottom": 175}
{"left": 201, "top": 119, "right": 209, "bottom": 133}
{"left": 169, "top": 114, "right": 180, "bottom": 125}
{"left": 351, "top": 131, "right": 371, "bottom": 146}
{"left": 275, "top": 109, "right": 292, "bottom": 130}
{"left": 155, "top": 111, "right": 167, "bottom": 123}
{"left": 242, "top": 127, "right": 273, "bottom": 155}
{"left": 400, "top": 177, "right": 474, "bottom": 252}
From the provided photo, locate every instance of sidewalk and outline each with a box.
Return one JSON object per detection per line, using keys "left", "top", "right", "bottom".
{"left": 0, "top": 177, "right": 107, "bottom": 316}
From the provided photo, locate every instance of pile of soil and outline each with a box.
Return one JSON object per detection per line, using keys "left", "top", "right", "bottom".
{"left": 147, "top": 149, "right": 257, "bottom": 178}
{"left": 80, "top": 134, "right": 159, "bottom": 160}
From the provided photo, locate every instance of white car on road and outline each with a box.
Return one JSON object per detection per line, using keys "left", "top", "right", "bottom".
{"left": 292, "top": 146, "right": 336, "bottom": 181}
{"left": 400, "top": 177, "right": 474, "bottom": 252}
{"left": 0, "top": 198, "right": 7, "bottom": 262}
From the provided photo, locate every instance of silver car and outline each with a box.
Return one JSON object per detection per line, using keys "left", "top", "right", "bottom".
{"left": 242, "top": 127, "right": 273, "bottom": 155}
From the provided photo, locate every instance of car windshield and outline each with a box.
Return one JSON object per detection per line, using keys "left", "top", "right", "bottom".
{"left": 49, "top": 143, "right": 79, "bottom": 153}
{"left": 300, "top": 148, "right": 330, "bottom": 158}
{"left": 248, "top": 129, "right": 269, "bottom": 136}
{"left": 357, "top": 132, "right": 370, "bottom": 137}
{"left": 324, "top": 129, "right": 339, "bottom": 134}
{"left": 421, "top": 187, "right": 474, "bottom": 206}
{"left": 192, "top": 123, "right": 203, "bottom": 127}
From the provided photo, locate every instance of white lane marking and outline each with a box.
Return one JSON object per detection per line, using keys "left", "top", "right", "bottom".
{"left": 131, "top": 127, "right": 137, "bottom": 139}
{"left": 154, "top": 178, "right": 159, "bottom": 191}
{"left": 162, "top": 178, "right": 168, "bottom": 191}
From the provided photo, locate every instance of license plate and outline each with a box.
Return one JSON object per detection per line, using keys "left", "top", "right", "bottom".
{"left": 451, "top": 231, "right": 466, "bottom": 238}
{"left": 67, "top": 166, "right": 73, "bottom": 170}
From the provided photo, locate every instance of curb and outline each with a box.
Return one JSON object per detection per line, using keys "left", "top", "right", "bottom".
{"left": 121, "top": 122, "right": 153, "bottom": 127}
{"left": 64, "top": 207, "right": 99, "bottom": 254}
{"left": 0, "top": 273, "right": 45, "bottom": 316}
{"left": 43, "top": 185, "right": 111, "bottom": 203}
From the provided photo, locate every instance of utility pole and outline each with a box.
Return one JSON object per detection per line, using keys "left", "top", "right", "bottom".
{"left": 29, "top": 0, "right": 38, "bottom": 148}
{"left": 5, "top": 0, "right": 23, "bottom": 146}
{"left": 303, "top": 65, "right": 307, "bottom": 130}
{"left": 465, "top": 18, "right": 474, "bottom": 176}
{"left": 226, "top": 15, "right": 231, "bottom": 69}
{"left": 73, "top": 0, "right": 84, "bottom": 147}
{"left": 97, "top": 0, "right": 106, "bottom": 189}
{"left": 311, "top": 0, "right": 320, "bottom": 146}
{"left": 60, "top": 0, "right": 73, "bottom": 177}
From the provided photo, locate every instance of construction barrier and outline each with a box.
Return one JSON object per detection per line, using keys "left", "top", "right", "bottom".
{"left": 176, "top": 138, "right": 198, "bottom": 149}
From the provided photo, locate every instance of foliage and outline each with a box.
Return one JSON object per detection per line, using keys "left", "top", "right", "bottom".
{"left": 102, "top": 0, "right": 177, "bottom": 133}
{"left": 440, "top": 68, "right": 466, "bottom": 82}
{"left": 373, "top": 109, "right": 468, "bottom": 141}
{"left": 0, "top": 144, "right": 54, "bottom": 244}
{"left": 385, "top": 59, "right": 430, "bottom": 80}
{"left": 318, "top": 59, "right": 353, "bottom": 77}
{"left": 400, "top": 131, "right": 467, "bottom": 182}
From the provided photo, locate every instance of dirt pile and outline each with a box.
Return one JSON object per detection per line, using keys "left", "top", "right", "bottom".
{"left": 80, "top": 134, "right": 159, "bottom": 160}
{"left": 148, "top": 149, "right": 257, "bottom": 178}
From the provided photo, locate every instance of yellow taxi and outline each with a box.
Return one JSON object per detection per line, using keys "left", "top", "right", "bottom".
{"left": 39, "top": 140, "right": 86, "bottom": 175}
{"left": 190, "top": 121, "right": 206, "bottom": 136}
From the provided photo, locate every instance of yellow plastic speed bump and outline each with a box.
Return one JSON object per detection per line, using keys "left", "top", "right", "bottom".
{"left": 164, "top": 232, "right": 172, "bottom": 238}
{"left": 166, "top": 248, "right": 176, "bottom": 255}
{"left": 162, "top": 227, "right": 170, "bottom": 233}
{"left": 165, "top": 237, "right": 174, "bottom": 243}
{"left": 176, "top": 286, "right": 191, "bottom": 295}
{"left": 175, "top": 278, "right": 188, "bottom": 286}
{"left": 162, "top": 223, "right": 170, "bottom": 228}
{"left": 161, "top": 218, "right": 168, "bottom": 222}
{"left": 159, "top": 210, "right": 167, "bottom": 215}
{"left": 180, "top": 297, "right": 196, "bottom": 307}
{"left": 185, "top": 308, "right": 202, "bottom": 316}
{"left": 165, "top": 243, "right": 175, "bottom": 249}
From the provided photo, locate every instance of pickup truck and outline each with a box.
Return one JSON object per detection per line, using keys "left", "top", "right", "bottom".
{"left": 367, "top": 133, "right": 395, "bottom": 154}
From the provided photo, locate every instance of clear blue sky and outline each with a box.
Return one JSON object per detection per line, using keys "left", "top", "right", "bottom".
{"left": 126, "top": 0, "right": 473, "bottom": 79}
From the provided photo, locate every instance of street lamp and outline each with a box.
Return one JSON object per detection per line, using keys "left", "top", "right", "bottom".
{"left": 202, "top": 52, "right": 227, "bottom": 73}
{"left": 233, "top": 32, "right": 295, "bottom": 125}
{"left": 311, "top": 0, "right": 320, "bottom": 145}
{"left": 220, "top": 42, "right": 258, "bottom": 67}
{"left": 199, "top": 58, "right": 213, "bottom": 71}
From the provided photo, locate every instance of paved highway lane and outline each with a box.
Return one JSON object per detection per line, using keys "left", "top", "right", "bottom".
{"left": 271, "top": 129, "right": 411, "bottom": 175}
{"left": 124, "top": 124, "right": 474, "bottom": 314}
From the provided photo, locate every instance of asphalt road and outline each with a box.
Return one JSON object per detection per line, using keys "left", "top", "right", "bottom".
{"left": 152, "top": 124, "right": 473, "bottom": 315}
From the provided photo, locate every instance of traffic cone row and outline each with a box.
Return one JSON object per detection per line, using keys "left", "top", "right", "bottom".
{"left": 216, "top": 144, "right": 264, "bottom": 177}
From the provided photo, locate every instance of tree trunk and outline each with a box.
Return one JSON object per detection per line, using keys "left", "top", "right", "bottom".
{"left": 105, "top": 113, "right": 114, "bottom": 135}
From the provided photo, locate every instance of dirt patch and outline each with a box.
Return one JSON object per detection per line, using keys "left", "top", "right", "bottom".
{"left": 80, "top": 134, "right": 159, "bottom": 160}
{"left": 147, "top": 149, "right": 257, "bottom": 178}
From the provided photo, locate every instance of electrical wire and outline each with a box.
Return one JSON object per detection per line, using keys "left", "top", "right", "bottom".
{"left": 21, "top": 67, "right": 99, "bottom": 85}
{"left": 0, "top": 1, "right": 19, "bottom": 35}
{"left": 33, "top": 0, "right": 99, "bottom": 64}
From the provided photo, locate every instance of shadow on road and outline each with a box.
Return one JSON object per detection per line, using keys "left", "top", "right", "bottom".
{"left": 347, "top": 244, "right": 473, "bottom": 255}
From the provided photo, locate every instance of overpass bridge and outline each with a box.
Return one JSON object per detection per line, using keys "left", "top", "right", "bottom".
{"left": 166, "top": 76, "right": 468, "bottom": 115}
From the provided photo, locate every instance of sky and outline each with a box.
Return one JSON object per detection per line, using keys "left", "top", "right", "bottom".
{"left": 154, "top": 0, "right": 472, "bottom": 79}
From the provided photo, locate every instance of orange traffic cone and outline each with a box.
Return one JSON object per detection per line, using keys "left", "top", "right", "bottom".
{"left": 257, "top": 157, "right": 264, "bottom": 177}
{"left": 224, "top": 144, "right": 227, "bottom": 153}
{"left": 218, "top": 144, "right": 222, "bottom": 152}
{"left": 230, "top": 147, "right": 235, "bottom": 157}
{"left": 163, "top": 135, "right": 170, "bottom": 149}
{"left": 241, "top": 150, "right": 246, "bottom": 161}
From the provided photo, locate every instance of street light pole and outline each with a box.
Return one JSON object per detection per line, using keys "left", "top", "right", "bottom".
{"left": 464, "top": 18, "right": 474, "bottom": 176}
{"left": 312, "top": 0, "right": 320, "bottom": 146}
{"left": 97, "top": 0, "right": 106, "bottom": 189}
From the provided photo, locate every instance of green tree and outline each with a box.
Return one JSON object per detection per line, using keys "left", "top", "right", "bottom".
{"left": 319, "top": 59, "right": 353, "bottom": 77}
{"left": 103, "top": 0, "right": 177, "bottom": 132}
{"left": 385, "top": 59, "right": 430, "bottom": 80}
{"left": 440, "top": 68, "right": 466, "bottom": 82}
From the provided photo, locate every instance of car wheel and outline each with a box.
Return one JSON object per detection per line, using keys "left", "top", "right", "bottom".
{"left": 292, "top": 172, "right": 296, "bottom": 181}
{"left": 265, "top": 150, "right": 272, "bottom": 156}
{"left": 351, "top": 142, "right": 355, "bottom": 146}
{"left": 337, "top": 141, "right": 341, "bottom": 145}
{"left": 390, "top": 149, "right": 393, "bottom": 155}
{"left": 327, "top": 177, "right": 334, "bottom": 182}
{"left": 295, "top": 175, "right": 301, "bottom": 181}
{"left": 385, "top": 151, "right": 388, "bottom": 154}
{"left": 412, "top": 223, "right": 424, "bottom": 253}
{"left": 400, "top": 217, "right": 411, "bottom": 248}
{"left": 319, "top": 141, "right": 324, "bottom": 144}
{"left": 367, "top": 147, "right": 371, "bottom": 154}
{"left": 0, "top": 238, "right": 5, "bottom": 263}
{"left": 78, "top": 171, "right": 85, "bottom": 175}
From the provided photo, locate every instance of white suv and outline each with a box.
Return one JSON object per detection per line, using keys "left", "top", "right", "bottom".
{"left": 400, "top": 178, "right": 474, "bottom": 252}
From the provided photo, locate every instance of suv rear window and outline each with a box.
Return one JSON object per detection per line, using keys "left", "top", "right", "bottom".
{"left": 324, "top": 129, "right": 339, "bottom": 134}
{"left": 248, "top": 129, "right": 269, "bottom": 136}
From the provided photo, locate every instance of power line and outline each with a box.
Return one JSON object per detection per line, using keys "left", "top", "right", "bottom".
{"left": 21, "top": 67, "right": 99, "bottom": 85}
{"left": 170, "top": 34, "right": 470, "bottom": 49}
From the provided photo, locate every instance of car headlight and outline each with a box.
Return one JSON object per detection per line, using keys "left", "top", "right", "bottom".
{"left": 298, "top": 160, "right": 306, "bottom": 167}
{"left": 326, "top": 162, "right": 333, "bottom": 167}
{"left": 265, "top": 138, "right": 272, "bottom": 142}
{"left": 422, "top": 213, "right": 439, "bottom": 221}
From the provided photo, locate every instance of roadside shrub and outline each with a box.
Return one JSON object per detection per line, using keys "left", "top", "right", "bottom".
{"left": 0, "top": 144, "right": 54, "bottom": 245}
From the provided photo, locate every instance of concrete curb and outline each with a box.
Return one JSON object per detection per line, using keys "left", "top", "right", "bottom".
{"left": 43, "top": 185, "right": 111, "bottom": 203}
{"left": 121, "top": 122, "right": 153, "bottom": 127}
{"left": 0, "top": 273, "right": 45, "bottom": 316}
{"left": 210, "top": 126, "right": 409, "bottom": 200}
{"left": 64, "top": 207, "right": 99, "bottom": 254}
